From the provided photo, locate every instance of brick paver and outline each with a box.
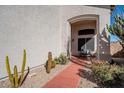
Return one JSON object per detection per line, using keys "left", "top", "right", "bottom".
{"left": 42, "top": 62, "right": 82, "bottom": 88}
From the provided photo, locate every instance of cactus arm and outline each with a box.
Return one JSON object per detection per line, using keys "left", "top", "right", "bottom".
{"left": 21, "top": 49, "right": 26, "bottom": 74}
{"left": 19, "top": 49, "right": 26, "bottom": 85}
{"left": 14, "top": 65, "right": 18, "bottom": 88}
{"left": 6, "top": 56, "right": 14, "bottom": 87}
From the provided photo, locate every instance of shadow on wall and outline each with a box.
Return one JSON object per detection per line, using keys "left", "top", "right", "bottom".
{"left": 81, "top": 28, "right": 111, "bottom": 61}
{"left": 98, "top": 28, "right": 111, "bottom": 61}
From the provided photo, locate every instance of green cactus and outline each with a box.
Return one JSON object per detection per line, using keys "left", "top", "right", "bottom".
{"left": 6, "top": 56, "right": 14, "bottom": 87}
{"left": 46, "top": 52, "right": 52, "bottom": 73}
{"left": 14, "top": 65, "right": 18, "bottom": 88}
{"left": 46, "top": 52, "right": 56, "bottom": 73}
{"left": 5, "top": 49, "right": 28, "bottom": 88}
{"left": 19, "top": 49, "right": 26, "bottom": 86}
{"left": 52, "top": 61, "right": 56, "bottom": 68}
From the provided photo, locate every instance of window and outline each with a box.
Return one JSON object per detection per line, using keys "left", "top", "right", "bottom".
{"left": 78, "top": 38, "right": 94, "bottom": 51}
{"left": 78, "top": 29, "right": 95, "bottom": 35}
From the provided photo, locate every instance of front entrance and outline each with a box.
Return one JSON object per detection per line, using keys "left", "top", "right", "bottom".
{"left": 71, "top": 19, "right": 97, "bottom": 56}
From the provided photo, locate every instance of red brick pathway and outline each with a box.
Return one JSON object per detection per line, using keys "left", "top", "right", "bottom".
{"left": 42, "top": 62, "right": 83, "bottom": 88}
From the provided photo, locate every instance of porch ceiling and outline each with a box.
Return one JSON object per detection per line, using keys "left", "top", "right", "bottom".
{"left": 71, "top": 20, "right": 96, "bottom": 27}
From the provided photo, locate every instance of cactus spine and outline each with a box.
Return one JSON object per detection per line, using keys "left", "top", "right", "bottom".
{"left": 14, "top": 65, "right": 18, "bottom": 88}
{"left": 6, "top": 56, "right": 14, "bottom": 87}
{"left": 5, "top": 49, "right": 28, "bottom": 88}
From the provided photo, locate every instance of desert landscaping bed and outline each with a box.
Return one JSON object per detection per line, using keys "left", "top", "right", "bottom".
{"left": 0, "top": 61, "right": 99, "bottom": 88}
{"left": 0, "top": 63, "right": 71, "bottom": 88}
{"left": 78, "top": 66, "right": 98, "bottom": 88}
{"left": 78, "top": 60, "right": 124, "bottom": 88}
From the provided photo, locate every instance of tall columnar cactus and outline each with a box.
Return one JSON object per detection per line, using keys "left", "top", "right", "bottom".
{"left": 6, "top": 56, "right": 14, "bottom": 87}
{"left": 5, "top": 49, "right": 28, "bottom": 88}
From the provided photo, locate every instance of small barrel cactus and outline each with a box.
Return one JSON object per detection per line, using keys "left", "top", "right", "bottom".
{"left": 46, "top": 52, "right": 52, "bottom": 73}
{"left": 46, "top": 51, "right": 56, "bottom": 73}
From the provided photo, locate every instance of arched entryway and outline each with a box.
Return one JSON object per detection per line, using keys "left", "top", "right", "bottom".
{"left": 68, "top": 15, "right": 99, "bottom": 57}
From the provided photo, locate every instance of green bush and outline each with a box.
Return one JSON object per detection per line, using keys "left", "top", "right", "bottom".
{"left": 91, "top": 61, "right": 112, "bottom": 82}
{"left": 91, "top": 60, "right": 124, "bottom": 87}
{"left": 53, "top": 57, "right": 60, "bottom": 64}
{"left": 58, "top": 53, "right": 69, "bottom": 65}
{"left": 53, "top": 53, "right": 69, "bottom": 65}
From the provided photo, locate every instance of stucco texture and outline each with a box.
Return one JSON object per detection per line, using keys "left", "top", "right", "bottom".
{"left": 0, "top": 5, "right": 110, "bottom": 79}
{"left": 0, "top": 6, "right": 61, "bottom": 78}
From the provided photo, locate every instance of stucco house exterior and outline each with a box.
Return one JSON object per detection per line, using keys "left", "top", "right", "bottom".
{"left": 0, "top": 5, "right": 111, "bottom": 79}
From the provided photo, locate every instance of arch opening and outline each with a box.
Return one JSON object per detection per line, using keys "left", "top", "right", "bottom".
{"left": 68, "top": 15, "right": 99, "bottom": 57}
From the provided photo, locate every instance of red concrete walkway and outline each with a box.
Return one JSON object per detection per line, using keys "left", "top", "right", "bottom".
{"left": 42, "top": 62, "right": 83, "bottom": 88}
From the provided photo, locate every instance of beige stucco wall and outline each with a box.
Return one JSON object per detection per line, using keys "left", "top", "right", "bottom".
{"left": 0, "top": 5, "right": 110, "bottom": 79}
{"left": 0, "top": 6, "right": 61, "bottom": 78}
{"left": 60, "top": 5, "right": 111, "bottom": 61}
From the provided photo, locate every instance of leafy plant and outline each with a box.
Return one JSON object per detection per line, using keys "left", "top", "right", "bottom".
{"left": 53, "top": 57, "right": 60, "bottom": 64}
{"left": 91, "top": 61, "right": 111, "bottom": 82}
{"left": 52, "top": 53, "right": 69, "bottom": 65}
{"left": 58, "top": 53, "right": 69, "bottom": 65}
{"left": 6, "top": 49, "right": 29, "bottom": 88}
{"left": 107, "top": 14, "right": 124, "bottom": 48}
{"left": 91, "top": 60, "right": 124, "bottom": 87}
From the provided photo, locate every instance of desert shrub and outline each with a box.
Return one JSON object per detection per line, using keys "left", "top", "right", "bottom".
{"left": 53, "top": 57, "right": 60, "bottom": 64}
{"left": 91, "top": 61, "right": 112, "bottom": 83}
{"left": 53, "top": 53, "right": 69, "bottom": 65}
{"left": 58, "top": 53, "right": 69, "bottom": 65}
{"left": 91, "top": 60, "right": 124, "bottom": 87}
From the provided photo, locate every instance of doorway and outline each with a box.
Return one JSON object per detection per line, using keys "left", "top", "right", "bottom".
{"left": 71, "top": 19, "right": 97, "bottom": 56}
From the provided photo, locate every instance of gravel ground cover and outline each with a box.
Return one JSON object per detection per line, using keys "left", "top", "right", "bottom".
{"left": 0, "top": 61, "right": 99, "bottom": 88}
{"left": 0, "top": 63, "right": 71, "bottom": 88}
{"left": 78, "top": 66, "right": 98, "bottom": 88}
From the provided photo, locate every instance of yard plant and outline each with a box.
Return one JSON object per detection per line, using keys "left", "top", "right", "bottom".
{"left": 45, "top": 52, "right": 56, "bottom": 73}
{"left": 6, "top": 49, "right": 29, "bottom": 88}
{"left": 107, "top": 14, "right": 124, "bottom": 49}
{"left": 53, "top": 53, "right": 69, "bottom": 65}
{"left": 45, "top": 52, "right": 69, "bottom": 73}
{"left": 91, "top": 60, "right": 124, "bottom": 87}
